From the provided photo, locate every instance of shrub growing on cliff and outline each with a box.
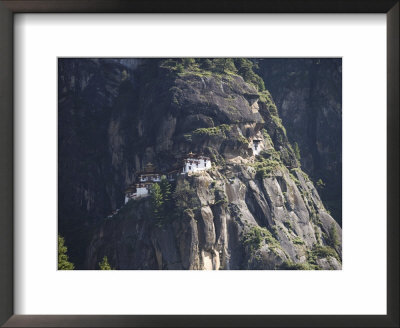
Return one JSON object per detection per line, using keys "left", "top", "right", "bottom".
{"left": 233, "top": 58, "right": 265, "bottom": 91}
{"left": 259, "top": 91, "right": 279, "bottom": 116}
{"left": 310, "top": 245, "right": 340, "bottom": 262}
{"left": 182, "top": 58, "right": 196, "bottom": 68}
{"left": 173, "top": 180, "right": 199, "bottom": 211}
{"left": 176, "top": 64, "right": 184, "bottom": 73}
{"left": 236, "top": 135, "right": 249, "bottom": 145}
{"left": 212, "top": 58, "right": 237, "bottom": 74}
{"left": 292, "top": 236, "right": 305, "bottom": 245}
{"left": 200, "top": 58, "right": 213, "bottom": 70}
{"left": 281, "top": 260, "right": 317, "bottom": 270}
{"left": 330, "top": 224, "right": 340, "bottom": 250}
{"left": 316, "top": 178, "right": 325, "bottom": 189}
{"left": 242, "top": 227, "right": 264, "bottom": 252}
{"left": 242, "top": 226, "right": 280, "bottom": 253}
{"left": 193, "top": 124, "right": 231, "bottom": 137}
{"left": 58, "top": 235, "right": 74, "bottom": 270}
{"left": 253, "top": 149, "right": 283, "bottom": 179}
{"left": 99, "top": 256, "right": 112, "bottom": 270}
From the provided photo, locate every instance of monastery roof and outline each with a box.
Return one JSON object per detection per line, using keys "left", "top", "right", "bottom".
{"left": 136, "top": 162, "right": 163, "bottom": 175}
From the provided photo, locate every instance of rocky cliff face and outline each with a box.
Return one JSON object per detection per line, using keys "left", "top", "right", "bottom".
{"left": 257, "top": 59, "right": 342, "bottom": 224}
{"left": 58, "top": 58, "right": 342, "bottom": 270}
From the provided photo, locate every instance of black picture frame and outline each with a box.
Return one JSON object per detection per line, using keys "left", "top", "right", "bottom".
{"left": 0, "top": 1, "right": 398, "bottom": 327}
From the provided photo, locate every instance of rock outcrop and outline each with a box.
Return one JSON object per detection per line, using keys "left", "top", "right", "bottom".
{"left": 258, "top": 59, "right": 342, "bottom": 224}
{"left": 58, "top": 58, "right": 342, "bottom": 270}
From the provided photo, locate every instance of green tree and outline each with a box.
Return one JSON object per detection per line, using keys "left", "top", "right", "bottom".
{"left": 160, "top": 176, "right": 171, "bottom": 203}
{"left": 175, "top": 63, "right": 184, "bottom": 73}
{"left": 160, "top": 175, "right": 172, "bottom": 212}
{"left": 234, "top": 58, "right": 265, "bottom": 91}
{"left": 173, "top": 180, "right": 199, "bottom": 210}
{"left": 182, "top": 58, "right": 195, "bottom": 68}
{"left": 150, "top": 183, "right": 164, "bottom": 220}
{"left": 58, "top": 235, "right": 74, "bottom": 270}
{"left": 330, "top": 224, "right": 340, "bottom": 249}
{"left": 234, "top": 58, "right": 253, "bottom": 78}
{"left": 200, "top": 58, "right": 213, "bottom": 70}
{"left": 212, "top": 58, "right": 237, "bottom": 74}
{"left": 316, "top": 178, "right": 325, "bottom": 189}
{"left": 99, "top": 256, "right": 112, "bottom": 270}
{"left": 224, "top": 58, "right": 237, "bottom": 73}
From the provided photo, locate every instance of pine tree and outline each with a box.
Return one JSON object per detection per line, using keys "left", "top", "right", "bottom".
{"left": 160, "top": 175, "right": 173, "bottom": 223}
{"left": 182, "top": 58, "right": 195, "bottom": 68}
{"left": 234, "top": 58, "right": 265, "bottom": 91}
{"left": 150, "top": 183, "right": 164, "bottom": 220}
{"left": 173, "top": 180, "right": 198, "bottom": 210}
{"left": 213, "top": 58, "right": 227, "bottom": 73}
{"left": 58, "top": 235, "right": 74, "bottom": 270}
{"left": 160, "top": 175, "right": 172, "bottom": 205}
{"left": 99, "top": 256, "right": 112, "bottom": 270}
{"left": 223, "top": 58, "right": 237, "bottom": 73}
{"left": 200, "top": 58, "right": 213, "bottom": 70}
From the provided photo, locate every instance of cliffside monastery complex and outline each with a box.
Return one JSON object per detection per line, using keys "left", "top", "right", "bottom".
{"left": 124, "top": 152, "right": 212, "bottom": 203}
{"left": 124, "top": 139, "right": 262, "bottom": 203}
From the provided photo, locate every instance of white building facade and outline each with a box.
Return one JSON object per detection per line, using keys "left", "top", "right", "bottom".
{"left": 139, "top": 174, "right": 161, "bottom": 182}
{"left": 182, "top": 155, "right": 212, "bottom": 174}
{"left": 125, "top": 183, "right": 152, "bottom": 203}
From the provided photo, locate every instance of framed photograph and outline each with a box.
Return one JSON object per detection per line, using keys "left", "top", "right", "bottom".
{"left": 0, "top": 1, "right": 398, "bottom": 327}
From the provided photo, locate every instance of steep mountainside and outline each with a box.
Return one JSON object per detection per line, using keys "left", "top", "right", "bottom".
{"left": 258, "top": 59, "right": 342, "bottom": 224}
{"left": 58, "top": 58, "right": 342, "bottom": 270}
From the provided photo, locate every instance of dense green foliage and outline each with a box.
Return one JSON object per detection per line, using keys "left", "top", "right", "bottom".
{"left": 242, "top": 226, "right": 280, "bottom": 253}
{"left": 330, "top": 224, "right": 340, "bottom": 249}
{"left": 292, "top": 236, "right": 305, "bottom": 245}
{"left": 58, "top": 235, "right": 74, "bottom": 270}
{"left": 233, "top": 58, "right": 265, "bottom": 91}
{"left": 193, "top": 124, "right": 231, "bottom": 137}
{"left": 308, "top": 245, "right": 341, "bottom": 264}
{"left": 213, "top": 58, "right": 237, "bottom": 74}
{"left": 242, "top": 226, "right": 264, "bottom": 252}
{"left": 149, "top": 177, "right": 200, "bottom": 226}
{"left": 282, "top": 245, "right": 341, "bottom": 270}
{"left": 150, "top": 176, "right": 174, "bottom": 226}
{"left": 173, "top": 180, "right": 199, "bottom": 211}
{"left": 252, "top": 149, "right": 283, "bottom": 179}
{"left": 160, "top": 58, "right": 265, "bottom": 91}
{"left": 99, "top": 256, "right": 112, "bottom": 270}
{"left": 236, "top": 135, "right": 249, "bottom": 145}
{"left": 150, "top": 183, "right": 164, "bottom": 220}
{"left": 160, "top": 176, "right": 172, "bottom": 208}
{"left": 259, "top": 91, "right": 279, "bottom": 116}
